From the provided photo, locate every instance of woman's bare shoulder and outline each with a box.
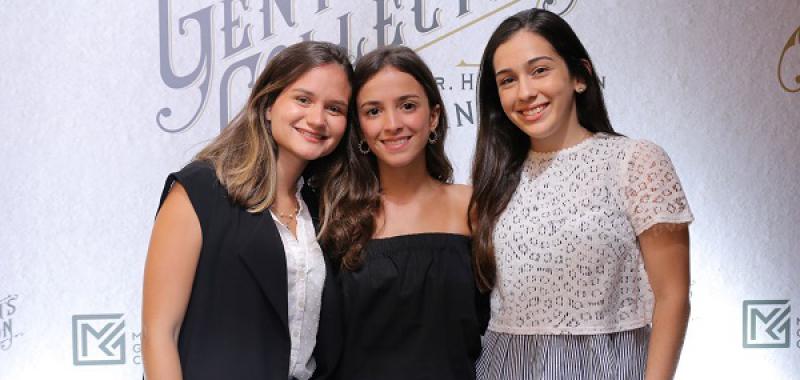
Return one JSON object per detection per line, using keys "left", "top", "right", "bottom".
{"left": 444, "top": 183, "right": 472, "bottom": 208}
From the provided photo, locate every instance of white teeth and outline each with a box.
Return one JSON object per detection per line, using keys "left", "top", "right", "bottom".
{"left": 523, "top": 104, "right": 546, "bottom": 116}
{"left": 383, "top": 137, "right": 410, "bottom": 147}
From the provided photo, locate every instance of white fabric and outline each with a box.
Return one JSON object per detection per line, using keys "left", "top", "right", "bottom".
{"left": 269, "top": 179, "right": 326, "bottom": 380}
{"left": 489, "top": 133, "right": 693, "bottom": 335}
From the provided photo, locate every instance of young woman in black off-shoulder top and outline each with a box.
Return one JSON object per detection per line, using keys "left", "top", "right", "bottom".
{"left": 318, "top": 46, "right": 489, "bottom": 380}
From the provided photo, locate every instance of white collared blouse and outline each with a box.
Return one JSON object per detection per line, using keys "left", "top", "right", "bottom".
{"left": 269, "top": 179, "right": 326, "bottom": 380}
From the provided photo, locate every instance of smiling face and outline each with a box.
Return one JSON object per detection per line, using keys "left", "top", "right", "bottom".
{"left": 267, "top": 63, "right": 351, "bottom": 163}
{"left": 356, "top": 66, "right": 440, "bottom": 170}
{"left": 493, "top": 30, "right": 586, "bottom": 151}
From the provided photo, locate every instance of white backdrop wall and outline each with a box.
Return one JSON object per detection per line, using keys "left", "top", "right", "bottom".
{"left": 2, "top": 1, "right": 799, "bottom": 379}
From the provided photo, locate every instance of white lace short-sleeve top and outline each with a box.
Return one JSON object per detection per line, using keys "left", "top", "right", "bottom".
{"left": 489, "top": 133, "right": 693, "bottom": 335}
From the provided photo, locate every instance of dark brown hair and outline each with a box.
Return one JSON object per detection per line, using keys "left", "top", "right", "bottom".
{"left": 194, "top": 41, "right": 352, "bottom": 212}
{"left": 470, "top": 9, "right": 618, "bottom": 291}
{"left": 319, "top": 45, "right": 452, "bottom": 270}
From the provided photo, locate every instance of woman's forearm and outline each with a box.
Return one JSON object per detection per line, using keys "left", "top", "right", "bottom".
{"left": 644, "top": 296, "right": 690, "bottom": 380}
{"left": 142, "top": 327, "right": 183, "bottom": 380}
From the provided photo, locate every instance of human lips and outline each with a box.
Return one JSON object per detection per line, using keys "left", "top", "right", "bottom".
{"left": 294, "top": 127, "right": 329, "bottom": 142}
{"left": 517, "top": 102, "right": 549, "bottom": 122}
{"left": 379, "top": 135, "right": 412, "bottom": 151}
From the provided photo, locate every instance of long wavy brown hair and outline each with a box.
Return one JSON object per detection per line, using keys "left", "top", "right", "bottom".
{"left": 318, "top": 46, "right": 452, "bottom": 271}
{"left": 470, "top": 9, "right": 618, "bottom": 291}
{"left": 194, "top": 41, "right": 352, "bottom": 213}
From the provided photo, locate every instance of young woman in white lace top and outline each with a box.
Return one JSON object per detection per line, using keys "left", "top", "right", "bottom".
{"left": 470, "top": 9, "right": 693, "bottom": 380}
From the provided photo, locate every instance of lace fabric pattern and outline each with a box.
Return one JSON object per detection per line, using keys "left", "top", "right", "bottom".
{"left": 488, "top": 133, "right": 693, "bottom": 335}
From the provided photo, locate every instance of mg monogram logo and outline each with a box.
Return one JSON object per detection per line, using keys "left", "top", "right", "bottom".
{"left": 742, "top": 300, "right": 791, "bottom": 348}
{"left": 72, "top": 314, "right": 127, "bottom": 365}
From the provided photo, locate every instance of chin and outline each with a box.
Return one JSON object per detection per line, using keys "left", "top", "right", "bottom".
{"left": 291, "top": 146, "right": 332, "bottom": 162}
{"left": 519, "top": 122, "right": 557, "bottom": 140}
{"left": 375, "top": 155, "right": 415, "bottom": 169}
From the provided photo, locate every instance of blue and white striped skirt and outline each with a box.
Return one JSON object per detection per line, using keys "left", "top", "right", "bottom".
{"left": 476, "top": 327, "right": 650, "bottom": 380}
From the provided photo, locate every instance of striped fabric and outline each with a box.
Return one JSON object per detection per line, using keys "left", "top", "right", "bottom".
{"left": 476, "top": 327, "right": 650, "bottom": 380}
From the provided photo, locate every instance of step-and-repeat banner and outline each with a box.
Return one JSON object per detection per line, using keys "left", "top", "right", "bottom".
{"left": 2, "top": 1, "right": 799, "bottom": 378}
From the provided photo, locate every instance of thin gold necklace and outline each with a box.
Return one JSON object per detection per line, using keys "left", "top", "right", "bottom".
{"left": 272, "top": 202, "right": 300, "bottom": 224}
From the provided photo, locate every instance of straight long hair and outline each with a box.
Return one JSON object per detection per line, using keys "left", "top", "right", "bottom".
{"left": 194, "top": 41, "right": 352, "bottom": 213}
{"left": 319, "top": 46, "right": 452, "bottom": 270}
{"left": 470, "top": 9, "right": 617, "bottom": 291}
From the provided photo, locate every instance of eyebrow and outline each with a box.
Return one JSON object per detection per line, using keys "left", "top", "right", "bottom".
{"left": 359, "top": 94, "right": 421, "bottom": 109}
{"left": 495, "top": 56, "right": 555, "bottom": 77}
{"left": 291, "top": 88, "right": 315, "bottom": 96}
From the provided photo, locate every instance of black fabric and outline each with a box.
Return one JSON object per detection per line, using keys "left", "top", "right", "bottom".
{"left": 335, "top": 233, "right": 488, "bottom": 380}
{"left": 156, "top": 160, "right": 341, "bottom": 380}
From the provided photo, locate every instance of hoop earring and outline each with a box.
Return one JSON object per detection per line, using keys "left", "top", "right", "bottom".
{"left": 427, "top": 129, "right": 439, "bottom": 144}
{"left": 358, "top": 139, "right": 371, "bottom": 155}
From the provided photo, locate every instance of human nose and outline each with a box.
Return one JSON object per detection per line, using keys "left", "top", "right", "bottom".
{"left": 516, "top": 76, "right": 538, "bottom": 101}
{"left": 383, "top": 109, "right": 403, "bottom": 134}
{"left": 306, "top": 103, "right": 326, "bottom": 129}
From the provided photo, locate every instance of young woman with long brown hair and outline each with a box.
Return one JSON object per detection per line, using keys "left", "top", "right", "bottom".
{"left": 319, "top": 46, "right": 487, "bottom": 380}
{"left": 471, "top": 9, "right": 693, "bottom": 380}
{"left": 142, "top": 41, "right": 352, "bottom": 380}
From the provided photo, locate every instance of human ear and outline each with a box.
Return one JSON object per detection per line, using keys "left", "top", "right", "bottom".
{"left": 429, "top": 104, "right": 441, "bottom": 131}
{"left": 575, "top": 59, "right": 593, "bottom": 93}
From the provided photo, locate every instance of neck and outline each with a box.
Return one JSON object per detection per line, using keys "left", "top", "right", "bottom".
{"left": 275, "top": 150, "right": 308, "bottom": 201}
{"left": 377, "top": 154, "right": 436, "bottom": 203}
